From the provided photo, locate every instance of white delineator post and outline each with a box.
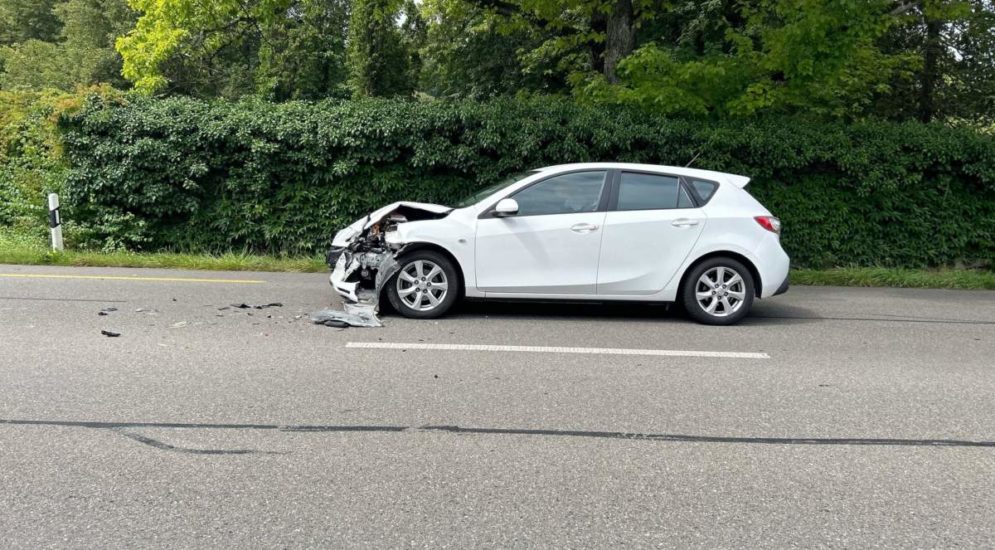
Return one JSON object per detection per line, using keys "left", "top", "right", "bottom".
{"left": 48, "top": 193, "right": 64, "bottom": 251}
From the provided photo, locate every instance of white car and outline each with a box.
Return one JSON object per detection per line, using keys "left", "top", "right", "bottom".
{"left": 328, "top": 163, "right": 789, "bottom": 325}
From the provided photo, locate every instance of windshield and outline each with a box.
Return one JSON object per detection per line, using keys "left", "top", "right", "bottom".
{"left": 453, "top": 170, "right": 539, "bottom": 208}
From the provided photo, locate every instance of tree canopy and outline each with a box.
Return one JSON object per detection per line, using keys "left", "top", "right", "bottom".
{"left": 0, "top": 0, "right": 991, "bottom": 122}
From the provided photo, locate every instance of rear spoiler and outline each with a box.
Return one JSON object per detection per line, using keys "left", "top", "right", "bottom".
{"left": 726, "top": 175, "right": 751, "bottom": 188}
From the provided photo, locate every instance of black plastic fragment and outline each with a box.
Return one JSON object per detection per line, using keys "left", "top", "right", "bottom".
{"left": 230, "top": 302, "right": 283, "bottom": 310}
{"left": 101, "top": 330, "right": 121, "bottom": 338}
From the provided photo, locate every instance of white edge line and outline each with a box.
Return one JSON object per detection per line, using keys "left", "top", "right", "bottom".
{"left": 346, "top": 342, "right": 769, "bottom": 359}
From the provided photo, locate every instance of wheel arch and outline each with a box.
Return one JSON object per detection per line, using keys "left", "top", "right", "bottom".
{"left": 677, "top": 251, "right": 763, "bottom": 299}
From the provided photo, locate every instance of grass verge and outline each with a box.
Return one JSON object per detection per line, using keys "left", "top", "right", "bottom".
{"left": 0, "top": 237, "right": 326, "bottom": 273}
{"left": 2, "top": 237, "right": 992, "bottom": 289}
{"left": 791, "top": 267, "right": 995, "bottom": 290}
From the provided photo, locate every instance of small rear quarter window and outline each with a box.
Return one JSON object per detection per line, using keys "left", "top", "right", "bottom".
{"left": 688, "top": 178, "right": 718, "bottom": 202}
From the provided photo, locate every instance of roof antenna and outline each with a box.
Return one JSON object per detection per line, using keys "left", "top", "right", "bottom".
{"left": 685, "top": 149, "right": 702, "bottom": 168}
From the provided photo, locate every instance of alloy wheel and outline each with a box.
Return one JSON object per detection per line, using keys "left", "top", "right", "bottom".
{"left": 396, "top": 259, "right": 449, "bottom": 312}
{"left": 695, "top": 266, "right": 746, "bottom": 318}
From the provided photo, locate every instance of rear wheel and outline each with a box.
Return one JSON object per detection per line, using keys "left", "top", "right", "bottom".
{"left": 681, "top": 258, "right": 755, "bottom": 325}
{"left": 386, "top": 250, "right": 459, "bottom": 319}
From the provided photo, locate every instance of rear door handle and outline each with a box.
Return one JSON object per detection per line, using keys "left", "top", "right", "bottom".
{"left": 571, "top": 223, "right": 599, "bottom": 233}
{"left": 672, "top": 218, "right": 700, "bottom": 227}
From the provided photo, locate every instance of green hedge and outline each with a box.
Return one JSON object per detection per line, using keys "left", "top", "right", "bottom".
{"left": 0, "top": 91, "right": 69, "bottom": 234}
{"left": 54, "top": 95, "right": 995, "bottom": 267}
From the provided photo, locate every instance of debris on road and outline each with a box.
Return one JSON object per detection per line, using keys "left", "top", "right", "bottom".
{"left": 230, "top": 302, "right": 283, "bottom": 310}
{"left": 98, "top": 307, "right": 118, "bottom": 316}
{"left": 311, "top": 308, "right": 381, "bottom": 328}
{"left": 100, "top": 330, "right": 121, "bottom": 337}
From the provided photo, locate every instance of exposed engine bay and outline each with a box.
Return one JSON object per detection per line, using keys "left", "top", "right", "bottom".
{"left": 319, "top": 202, "right": 452, "bottom": 327}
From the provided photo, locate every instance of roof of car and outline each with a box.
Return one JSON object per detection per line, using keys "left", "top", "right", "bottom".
{"left": 538, "top": 163, "right": 750, "bottom": 188}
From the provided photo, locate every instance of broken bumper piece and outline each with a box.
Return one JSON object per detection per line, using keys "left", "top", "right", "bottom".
{"left": 329, "top": 255, "right": 361, "bottom": 303}
{"left": 312, "top": 307, "right": 381, "bottom": 328}
{"left": 321, "top": 201, "right": 452, "bottom": 327}
{"left": 323, "top": 253, "right": 399, "bottom": 328}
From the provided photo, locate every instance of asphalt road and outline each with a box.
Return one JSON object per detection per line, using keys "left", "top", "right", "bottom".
{"left": 1, "top": 264, "right": 994, "bottom": 548}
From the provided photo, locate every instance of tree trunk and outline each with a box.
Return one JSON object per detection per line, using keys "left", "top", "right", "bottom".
{"left": 604, "top": 0, "right": 634, "bottom": 83}
{"left": 919, "top": 17, "right": 941, "bottom": 122}
{"left": 590, "top": 10, "right": 607, "bottom": 76}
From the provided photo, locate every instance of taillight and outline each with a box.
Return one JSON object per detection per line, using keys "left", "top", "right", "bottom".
{"left": 755, "top": 216, "right": 781, "bottom": 235}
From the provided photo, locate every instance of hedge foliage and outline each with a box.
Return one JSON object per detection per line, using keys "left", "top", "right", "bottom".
{"left": 0, "top": 87, "right": 123, "bottom": 246}
{"left": 30, "top": 94, "right": 995, "bottom": 267}
{"left": 0, "top": 91, "right": 69, "bottom": 233}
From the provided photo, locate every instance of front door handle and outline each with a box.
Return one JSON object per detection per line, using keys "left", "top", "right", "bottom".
{"left": 672, "top": 218, "right": 700, "bottom": 227}
{"left": 571, "top": 223, "right": 600, "bottom": 233}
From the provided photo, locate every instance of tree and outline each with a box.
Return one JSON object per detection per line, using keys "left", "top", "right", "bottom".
{"left": 883, "top": 0, "right": 986, "bottom": 122}
{"left": 346, "top": 0, "right": 412, "bottom": 97}
{"left": 947, "top": 0, "right": 995, "bottom": 121}
{"left": 117, "top": 0, "right": 350, "bottom": 98}
{"left": 572, "top": 0, "right": 925, "bottom": 119}
{"left": 256, "top": 0, "right": 351, "bottom": 99}
{"left": 0, "top": 0, "right": 61, "bottom": 44}
{"left": 418, "top": 0, "right": 561, "bottom": 97}
{"left": 452, "top": 0, "right": 662, "bottom": 83}
{"left": 0, "top": 0, "right": 134, "bottom": 91}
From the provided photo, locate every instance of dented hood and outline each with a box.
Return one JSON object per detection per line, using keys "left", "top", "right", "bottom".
{"left": 332, "top": 201, "right": 453, "bottom": 247}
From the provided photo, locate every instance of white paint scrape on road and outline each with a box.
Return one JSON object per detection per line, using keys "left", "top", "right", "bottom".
{"left": 346, "top": 342, "right": 770, "bottom": 359}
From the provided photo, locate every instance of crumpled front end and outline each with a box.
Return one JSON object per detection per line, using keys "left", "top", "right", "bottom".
{"left": 325, "top": 202, "right": 452, "bottom": 324}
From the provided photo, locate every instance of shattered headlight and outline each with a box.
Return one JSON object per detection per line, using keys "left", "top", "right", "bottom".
{"left": 326, "top": 246, "right": 346, "bottom": 267}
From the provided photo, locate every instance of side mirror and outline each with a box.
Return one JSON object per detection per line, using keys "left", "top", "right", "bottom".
{"left": 494, "top": 198, "right": 519, "bottom": 218}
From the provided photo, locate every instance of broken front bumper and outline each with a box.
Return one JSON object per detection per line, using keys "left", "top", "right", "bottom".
{"left": 329, "top": 254, "right": 361, "bottom": 303}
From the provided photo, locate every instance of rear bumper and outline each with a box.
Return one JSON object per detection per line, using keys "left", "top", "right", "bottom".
{"left": 754, "top": 233, "right": 790, "bottom": 298}
{"left": 772, "top": 273, "right": 790, "bottom": 296}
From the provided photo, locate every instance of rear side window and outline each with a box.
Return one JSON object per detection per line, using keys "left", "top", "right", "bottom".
{"left": 511, "top": 171, "right": 608, "bottom": 216}
{"left": 617, "top": 172, "right": 694, "bottom": 211}
{"left": 687, "top": 178, "right": 718, "bottom": 203}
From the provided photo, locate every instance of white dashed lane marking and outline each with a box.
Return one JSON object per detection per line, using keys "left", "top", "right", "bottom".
{"left": 346, "top": 342, "right": 770, "bottom": 359}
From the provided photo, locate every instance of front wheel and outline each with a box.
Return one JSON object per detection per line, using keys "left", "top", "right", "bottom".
{"left": 681, "top": 258, "right": 755, "bottom": 325}
{"left": 386, "top": 250, "right": 460, "bottom": 319}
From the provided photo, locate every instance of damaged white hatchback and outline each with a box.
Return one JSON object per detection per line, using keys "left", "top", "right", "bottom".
{"left": 327, "top": 163, "right": 790, "bottom": 325}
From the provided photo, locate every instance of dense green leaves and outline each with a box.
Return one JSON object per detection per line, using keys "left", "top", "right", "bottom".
{"left": 57, "top": 94, "right": 995, "bottom": 267}
{"left": 0, "top": 89, "right": 104, "bottom": 237}
{"left": 1, "top": 0, "right": 992, "bottom": 123}
{"left": 0, "top": 0, "right": 61, "bottom": 44}
{"left": 0, "top": 0, "right": 133, "bottom": 91}
{"left": 115, "top": 0, "right": 350, "bottom": 99}
{"left": 346, "top": 0, "right": 412, "bottom": 97}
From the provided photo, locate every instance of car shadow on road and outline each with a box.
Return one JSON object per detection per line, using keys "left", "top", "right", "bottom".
{"left": 447, "top": 299, "right": 994, "bottom": 327}
{"left": 451, "top": 299, "right": 823, "bottom": 325}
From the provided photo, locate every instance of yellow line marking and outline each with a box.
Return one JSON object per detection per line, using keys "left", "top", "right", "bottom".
{"left": 0, "top": 273, "right": 265, "bottom": 284}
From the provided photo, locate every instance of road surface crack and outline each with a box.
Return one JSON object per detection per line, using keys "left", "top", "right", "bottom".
{"left": 0, "top": 418, "right": 992, "bottom": 450}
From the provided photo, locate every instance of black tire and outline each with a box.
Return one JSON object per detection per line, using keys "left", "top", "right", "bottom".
{"left": 386, "top": 250, "right": 460, "bottom": 319}
{"left": 681, "top": 257, "right": 755, "bottom": 326}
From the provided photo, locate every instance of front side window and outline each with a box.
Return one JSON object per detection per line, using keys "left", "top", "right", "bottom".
{"left": 511, "top": 171, "right": 608, "bottom": 216}
{"left": 617, "top": 172, "right": 694, "bottom": 211}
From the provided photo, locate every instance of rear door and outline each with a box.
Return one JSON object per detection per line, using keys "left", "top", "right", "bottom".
{"left": 596, "top": 171, "right": 706, "bottom": 295}
{"left": 475, "top": 170, "right": 609, "bottom": 295}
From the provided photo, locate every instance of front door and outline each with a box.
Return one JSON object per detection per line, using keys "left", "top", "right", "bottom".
{"left": 475, "top": 170, "right": 609, "bottom": 295}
